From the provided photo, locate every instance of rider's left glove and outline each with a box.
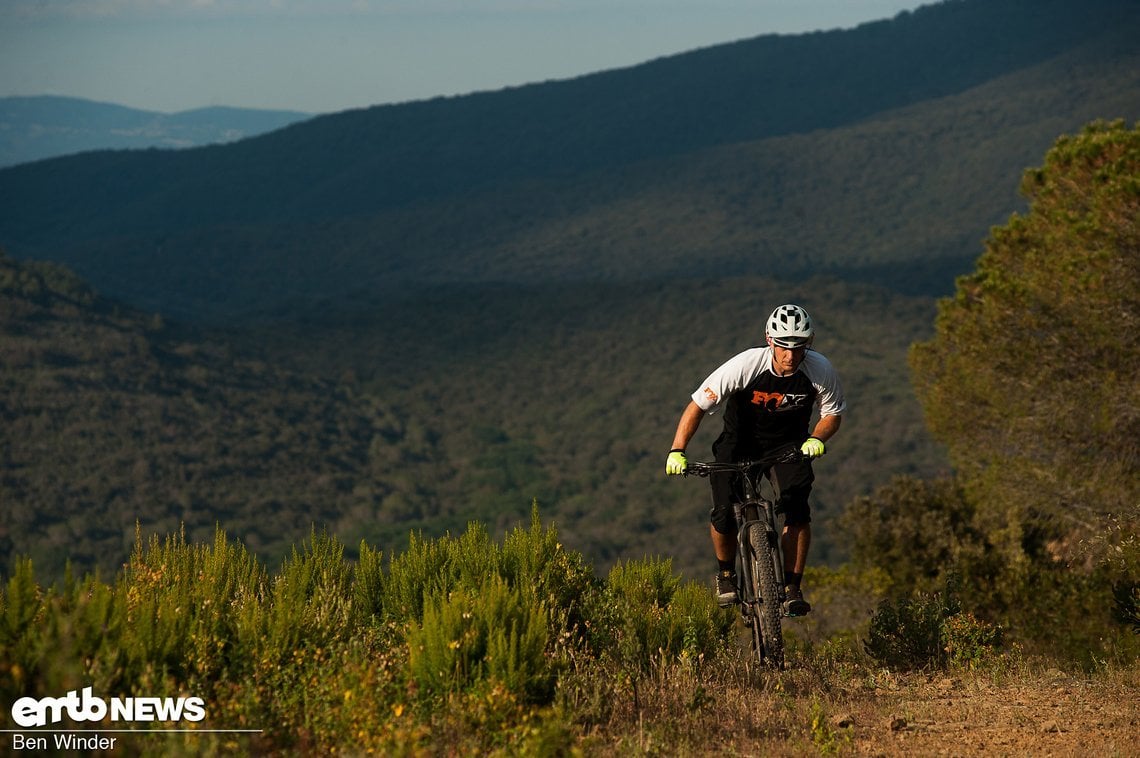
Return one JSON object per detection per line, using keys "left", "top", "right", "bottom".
{"left": 665, "top": 450, "right": 688, "bottom": 475}
{"left": 800, "top": 438, "right": 826, "bottom": 459}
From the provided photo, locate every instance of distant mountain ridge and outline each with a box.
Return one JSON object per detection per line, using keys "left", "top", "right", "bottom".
{"left": 0, "top": 0, "right": 1138, "bottom": 322}
{"left": 0, "top": 96, "right": 312, "bottom": 168}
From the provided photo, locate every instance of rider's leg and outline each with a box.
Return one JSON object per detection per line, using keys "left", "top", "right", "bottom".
{"left": 708, "top": 470, "right": 739, "bottom": 567}
{"left": 780, "top": 523, "right": 812, "bottom": 615}
{"left": 711, "top": 523, "right": 737, "bottom": 564}
{"left": 710, "top": 523, "right": 739, "bottom": 607}
{"left": 709, "top": 471, "right": 740, "bottom": 606}
{"left": 781, "top": 523, "right": 811, "bottom": 578}
{"left": 770, "top": 460, "right": 814, "bottom": 582}
{"left": 771, "top": 462, "right": 814, "bottom": 614}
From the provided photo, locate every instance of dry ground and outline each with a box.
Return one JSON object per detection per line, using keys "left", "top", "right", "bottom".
{"left": 834, "top": 667, "right": 1139, "bottom": 757}
{"left": 583, "top": 655, "right": 1140, "bottom": 757}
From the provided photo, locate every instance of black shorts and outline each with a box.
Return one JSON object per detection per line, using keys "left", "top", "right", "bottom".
{"left": 708, "top": 456, "right": 814, "bottom": 535}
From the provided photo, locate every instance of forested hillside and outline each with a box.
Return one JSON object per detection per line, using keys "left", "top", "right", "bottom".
{"left": 0, "top": 254, "right": 427, "bottom": 578}
{"left": 2, "top": 122, "right": 1135, "bottom": 757}
{"left": 1, "top": 0, "right": 1138, "bottom": 583}
{"left": 0, "top": 0, "right": 1137, "bottom": 320}
{"left": 251, "top": 275, "right": 946, "bottom": 575}
{"left": 0, "top": 252, "right": 943, "bottom": 580}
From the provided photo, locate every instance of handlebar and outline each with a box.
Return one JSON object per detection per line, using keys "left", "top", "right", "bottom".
{"left": 682, "top": 445, "right": 803, "bottom": 478}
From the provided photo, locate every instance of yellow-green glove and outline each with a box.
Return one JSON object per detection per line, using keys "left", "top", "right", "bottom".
{"left": 665, "top": 450, "right": 688, "bottom": 475}
{"left": 800, "top": 438, "right": 825, "bottom": 459}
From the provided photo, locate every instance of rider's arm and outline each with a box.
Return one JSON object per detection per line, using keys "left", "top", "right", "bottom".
{"left": 809, "top": 414, "right": 842, "bottom": 444}
{"left": 670, "top": 400, "right": 706, "bottom": 452}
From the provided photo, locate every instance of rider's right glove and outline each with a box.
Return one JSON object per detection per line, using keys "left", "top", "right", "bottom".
{"left": 665, "top": 450, "right": 688, "bottom": 475}
{"left": 800, "top": 437, "right": 826, "bottom": 459}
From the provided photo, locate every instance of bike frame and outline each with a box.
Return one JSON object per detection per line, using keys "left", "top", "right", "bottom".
{"left": 684, "top": 444, "right": 802, "bottom": 669}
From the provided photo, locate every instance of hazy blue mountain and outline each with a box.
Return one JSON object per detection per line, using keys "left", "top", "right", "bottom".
{"left": 0, "top": 96, "right": 312, "bottom": 168}
{"left": 0, "top": 0, "right": 1137, "bottom": 323}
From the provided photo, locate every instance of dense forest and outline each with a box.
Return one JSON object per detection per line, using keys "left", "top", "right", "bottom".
{"left": 1, "top": 0, "right": 1138, "bottom": 588}
{"left": 2, "top": 124, "right": 1137, "bottom": 754}
{"left": 0, "top": 251, "right": 943, "bottom": 581}
{"left": 0, "top": 255, "right": 408, "bottom": 577}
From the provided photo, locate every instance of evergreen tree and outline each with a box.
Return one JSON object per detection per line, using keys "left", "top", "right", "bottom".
{"left": 910, "top": 120, "right": 1140, "bottom": 571}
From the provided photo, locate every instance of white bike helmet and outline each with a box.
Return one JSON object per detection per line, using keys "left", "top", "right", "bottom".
{"left": 766, "top": 304, "right": 814, "bottom": 348}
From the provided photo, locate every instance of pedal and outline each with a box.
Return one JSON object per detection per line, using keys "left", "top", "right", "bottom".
{"left": 782, "top": 599, "right": 812, "bottom": 617}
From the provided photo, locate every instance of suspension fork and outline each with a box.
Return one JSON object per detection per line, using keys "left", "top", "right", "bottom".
{"left": 733, "top": 496, "right": 767, "bottom": 603}
{"left": 768, "top": 499, "right": 788, "bottom": 595}
{"left": 735, "top": 496, "right": 788, "bottom": 605}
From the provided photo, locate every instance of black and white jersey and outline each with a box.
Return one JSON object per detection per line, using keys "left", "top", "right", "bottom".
{"left": 691, "top": 347, "right": 846, "bottom": 453}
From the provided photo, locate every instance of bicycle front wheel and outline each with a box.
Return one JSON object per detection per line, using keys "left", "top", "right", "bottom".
{"left": 747, "top": 523, "right": 785, "bottom": 670}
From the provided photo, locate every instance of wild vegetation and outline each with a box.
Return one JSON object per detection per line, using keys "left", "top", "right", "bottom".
{"left": 0, "top": 252, "right": 411, "bottom": 578}
{"left": 0, "top": 248, "right": 942, "bottom": 582}
{"left": 905, "top": 119, "right": 1140, "bottom": 657}
{"left": 1, "top": 511, "right": 1135, "bottom": 755}
{"left": 2, "top": 121, "right": 1137, "bottom": 754}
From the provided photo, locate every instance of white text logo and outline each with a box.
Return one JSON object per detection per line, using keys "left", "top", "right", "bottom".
{"left": 10, "top": 687, "right": 206, "bottom": 728}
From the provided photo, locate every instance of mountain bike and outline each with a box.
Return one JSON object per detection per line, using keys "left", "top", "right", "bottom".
{"left": 683, "top": 444, "right": 804, "bottom": 670}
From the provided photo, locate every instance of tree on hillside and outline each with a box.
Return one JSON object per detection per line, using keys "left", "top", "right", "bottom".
{"left": 909, "top": 120, "right": 1139, "bottom": 577}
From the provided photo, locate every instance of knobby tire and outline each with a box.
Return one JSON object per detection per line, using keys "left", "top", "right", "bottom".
{"left": 747, "top": 523, "right": 785, "bottom": 670}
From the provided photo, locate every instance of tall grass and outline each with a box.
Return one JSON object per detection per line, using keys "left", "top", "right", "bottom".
{"left": 2, "top": 508, "right": 1135, "bottom": 754}
{"left": 0, "top": 507, "right": 729, "bottom": 753}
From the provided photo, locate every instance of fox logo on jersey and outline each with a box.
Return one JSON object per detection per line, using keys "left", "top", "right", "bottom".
{"left": 751, "top": 391, "right": 808, "bottom": 411}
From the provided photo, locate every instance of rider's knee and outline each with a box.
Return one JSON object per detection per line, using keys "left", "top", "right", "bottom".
{"left": 779, "top": 497, "right": 812, "bottom": 526}
{"left": 709, "top": 504, "right": 736, "bottom": 535}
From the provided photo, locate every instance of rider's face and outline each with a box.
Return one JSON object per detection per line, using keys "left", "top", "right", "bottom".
{"left": 768, "top": 339, "right": 807, "bottom": 376}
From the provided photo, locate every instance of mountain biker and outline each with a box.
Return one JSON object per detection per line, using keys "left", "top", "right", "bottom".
{"left": 665, "top": 304, "right": 846, "bottom": 616}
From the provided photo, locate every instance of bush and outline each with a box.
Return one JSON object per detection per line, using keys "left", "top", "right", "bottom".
{"left": 407, "top": 577, "right": 552, "bottom": 704}
{"left": 0, "top": 513, "right": 736, "bottom": 750}
{"left": 943, "top": 611, "right": 1004, "bottom": 669}
{"left": 842, "top": 475, "right": 982, "bottom": 597}
{"left": 864, "top": 591, "right": 951, "bottom": 671}
{"left": 864, "top": 575, "right": 1006, "bottom": 671}
{"left": 598, "top": 557, "right": 732, "bottom": 672}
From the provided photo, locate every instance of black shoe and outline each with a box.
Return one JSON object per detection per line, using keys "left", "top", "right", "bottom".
{"left": 783, "top": 584, "right": 811, "bottom": 616}
{"left": 715, "top": 571, "right": 738, "bottom": 608}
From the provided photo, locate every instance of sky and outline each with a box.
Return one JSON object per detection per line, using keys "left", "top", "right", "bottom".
{"left": 1, "top": 1, "right": 933, "bottom": 115}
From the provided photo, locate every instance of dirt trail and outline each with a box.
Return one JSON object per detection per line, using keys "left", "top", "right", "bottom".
{"left": 840, "top": 669, "right": 1139, "bottom": 756}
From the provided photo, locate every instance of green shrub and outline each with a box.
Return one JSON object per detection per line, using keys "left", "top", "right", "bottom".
{"left": 500, "top": 504, "right": 598, "bottom": 638}
{"left": 385, "top": 529, "right": 452, "bottom": 622}
{"left": 259, "top": 528, "right": 353, "bottom": 662}
{"left": 598, "top": 557, "right": 731, "bottom": 672}
{"left": 353, "top": 540, "right": 386, "bottom": 624}
{"left": 865, "top": 573, "right": 1007, "bottom": 671}
{"left": 407, "top": 576, "right": 552, "bottom": 704}
{"left": 865, "top": 591, "right": 950, "bottom": 670}
{"left": 0, "top": 558, "right": 46, "bottom": 701}
{"left": 384, "top": 521, "right": 504, "bottom": 625}
{"left": 117, "top": 526, "right": 266, "bottom": 689}
{"left": 943, "top": 611, "right": 1004, "bottom": 669}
